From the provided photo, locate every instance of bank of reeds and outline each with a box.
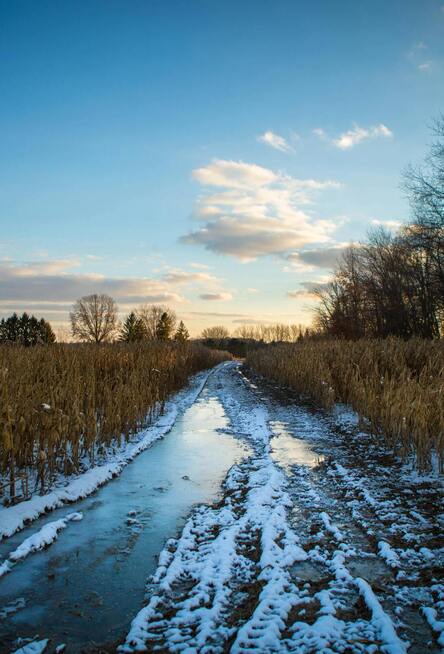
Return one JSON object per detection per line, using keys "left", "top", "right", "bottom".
{"left": 0, "top": 342, "right": 230, "bottom": 502}
{"left": 246, "top": 338, "right": 444, "bottom": 471}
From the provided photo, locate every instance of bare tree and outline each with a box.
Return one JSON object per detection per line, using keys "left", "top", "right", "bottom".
{"left": 403, "top": 115, "right": 444, "bottom": 318}
{"left": 70, "top": 294, "right": 118, "bottom": 343}
{"left": 201, "top": 325, "right": 230, "bottom": 339}
{"left": 137, "top": 304, "right": 177, "bottom": 340}
{"left": 233, "top": 323, "right": 304, "bottom": 342}
{"left": 233, "top": 324, "right": 258, "bottom": 339}
{"left": 54, "top": 325, "right": 72, "bottom": 343}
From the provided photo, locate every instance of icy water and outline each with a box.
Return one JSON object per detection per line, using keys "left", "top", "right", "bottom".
{"left": 269, "top": 419, "right": 324, "bottom": 471}
{"left": 0, "top": 389, "right": 249, "bottom": 652}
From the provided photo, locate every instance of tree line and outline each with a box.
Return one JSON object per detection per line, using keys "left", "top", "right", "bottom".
{"left": 315, "top": 116, "right": 444, "bottom": 339}
{"left": 0, "top": 313, "right": 55, "bottom": 346}
{"left": 69, "top": 298, "right": 189, "bottom": 343}
{"left": 201, "top": 323, "right": 310, "bottom": 343}
{"left": 0, "top": 300, "right": 190, "bottom": 346}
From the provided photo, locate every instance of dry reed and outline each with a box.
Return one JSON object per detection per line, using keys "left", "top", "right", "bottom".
{"left": 246, "top": 338, "right": 444, "bottom": 471}
{"left": 0, "top": 342, "right": 230, "bottom": 503}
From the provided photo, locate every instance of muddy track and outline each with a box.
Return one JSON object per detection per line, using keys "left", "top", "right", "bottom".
{"left": 121, "top": 362, "right": 443, "bottom": 654}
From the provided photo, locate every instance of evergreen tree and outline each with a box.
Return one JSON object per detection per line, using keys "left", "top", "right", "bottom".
{"left": 174, "top": 320, "right": 189, "bottom": 342}
{"left": 0, "top": 313, "right": 20, "bottom": 342}
{"left": 0, "top": 313, "right": 56, "bottom": 345}
{"left": 40, "top": 318, "right": 56, "bottom": 344}
{"left": 120, "top": 312, "right": 146, "bottom": 342}
{"left": 156, "top": 312, "right": 175, "bottom": 341}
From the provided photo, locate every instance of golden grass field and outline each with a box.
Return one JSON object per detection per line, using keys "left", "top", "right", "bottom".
{"left": 0, "top": 342, "right": 230, "bottom": 502}
{"left": 247, "top": 338, "right": 444, "bottom": 471}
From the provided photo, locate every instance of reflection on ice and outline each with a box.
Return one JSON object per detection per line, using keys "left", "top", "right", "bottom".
{"left": 270, "top": 420, "right": 324, "bottom": 470}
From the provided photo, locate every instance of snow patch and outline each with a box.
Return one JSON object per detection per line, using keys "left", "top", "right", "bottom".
{"left": 0, "top": 512, "right": 83, "bottom": 579}
{"left": 12, "top": 639, "right": 49, "bottom": 654}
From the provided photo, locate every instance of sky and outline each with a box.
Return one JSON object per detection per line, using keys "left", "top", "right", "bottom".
{"left": 1, "top": 0, "right": 443, "bottom": 336}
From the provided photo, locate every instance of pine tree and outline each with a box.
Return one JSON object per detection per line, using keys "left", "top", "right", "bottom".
{"left": 156, "top": 312, "right": 174, "bottom": 341}
{"left": 0, "top": 313, "right": 56, "bottom": 345}
{"left": 0, "top": 313, "right": 20, "bottom": 342}
{"left": 119, "top": 312, "right": 146, "bottom": 342}
{"left": 174, "top": 320, "right": 189, "bottom": 342}
{"left": 40, "top": 318, "right": 56, "bottom": 344}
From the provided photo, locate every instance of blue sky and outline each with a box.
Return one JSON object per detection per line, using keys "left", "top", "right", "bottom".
{"left": 1, "top": 0, "right": 443, "bottom": 335}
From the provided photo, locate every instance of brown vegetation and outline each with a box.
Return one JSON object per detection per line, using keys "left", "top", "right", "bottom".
{"left": 246, "top": 338, "right": 444, "bottom": 471}
{"left": 0, "top": 341, "right": 230, "bottom": 503}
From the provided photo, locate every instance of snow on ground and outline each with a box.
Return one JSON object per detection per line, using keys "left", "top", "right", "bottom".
{"left": 0, "top": 365, "right": 220, "bottom": 541}
{"left": 3, "top": 362, "right": 442, "bottom": 652}
{"left": 120, "top": 363, "right": 442, "bottom": 653}
{"left": 12, "top": 639, "right": 49, "bottom": 654}
{"left": 0, "top": 512, "right": 82, "bottom": 579}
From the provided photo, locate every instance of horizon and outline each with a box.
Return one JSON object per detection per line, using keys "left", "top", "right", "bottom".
{"left": 1, "top": 1, "right": 444, "bottom": 336}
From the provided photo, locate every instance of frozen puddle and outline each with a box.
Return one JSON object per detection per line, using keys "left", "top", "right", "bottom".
{"left": 269, "top": 420, "right": 324, "bottom": 471}
{"left": 0, "top": 388, "right": 249, "bottom": 652}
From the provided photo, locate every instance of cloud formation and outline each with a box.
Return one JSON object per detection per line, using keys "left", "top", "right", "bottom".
{"left": 286, "top": 243, "right": 351, "bottom": 270}
{"left": 313, "top": 124, "right": 393, "bottom": 149}
{"left": 407, "top": 41, "right": 434, "bottom": 72}
{"left": 161, "top": 270, "right": 217, "bottom": 285}
{"left": 287, "top": 280, "right": 330, "bottom": 300}
{"left": 193, "top": 159, "right": 276, "bottom": 189}
{"left": 0, "top": 260, "right": 187, "bottom": 305}
{"left": 182, "top": 159, "right": 340, "bottom": 261}
{"left": 199, "top": 292, "right": 233, "bottom": 301}
{"left": 371, "top": 219, "right": 402, "bottom": 230}
{"left": 332, "top": 124, "right": 393, "bottom": 150}
{"left": 0, "top": 260, "right": 231, "bottom": 319}
{"left": 257, "top": 130, "right": 291, "bottom": 152}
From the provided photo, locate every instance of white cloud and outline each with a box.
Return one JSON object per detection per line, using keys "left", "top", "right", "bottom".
{"left": 0, "top": 260, "right": 233, "bottom": 314}
{"left": 287, "top": 289, "right": 314, "bottom": 299}
{"left": 332, "top": 124, "right": 393, "bottom": 150}
{"left": 257, "top": 130, "right": 292, "bottom": 152}
{"left": 0, "top": 260, "right": 188, "bottom": 305}
{"left": 371, "top": 219, "right": 402, "bottom": 230}
{"left": 418, "top": 61, "right": 432, "bottom": 72}
{"left": 192, "top": 159, "right": 276, "bottom": 189}
{"left": 313, "top": 127, "right": 327, "bottom": 140}
{"left": 5, "top": 258, "right": 81, "bottom": 276}
{"left": 190, "top": 262, "right": 211, "bottom": 270}
{"left": 287, "top": 279, "right": 330, "bottom": 300}
{"left": 407, "top": 42, "right": 434, "bottom": 73}
{"left": 161, "top": 269, "right": 217, "bottom": 285}
{"left": 286, "top": 243, "right": 352, "bottom": 271}
{"left": 313, "top": 124, "right": 393, "bottom": 149}
{"left": 182, "top": 159, "right": 340, "bottom": 261}
{"left": 199, "top": 292, "right": 233, "bottom": 301}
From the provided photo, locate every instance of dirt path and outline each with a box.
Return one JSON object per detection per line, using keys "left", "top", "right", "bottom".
{"left": 121, "top": 362, "right": 444, "bottom": 654}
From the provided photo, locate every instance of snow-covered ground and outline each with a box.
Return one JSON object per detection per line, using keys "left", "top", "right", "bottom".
{"left": 1, "top": 362, "right": 443, "bottom": 653}
{"left": 120, "top": 363, "right": 443, "bottom": 654}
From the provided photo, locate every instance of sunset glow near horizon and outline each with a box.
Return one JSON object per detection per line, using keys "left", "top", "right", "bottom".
{"left": 1, "top": 1, "right": 443, "bottom": 336}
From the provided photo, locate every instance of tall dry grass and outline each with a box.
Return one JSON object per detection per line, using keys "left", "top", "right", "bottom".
{"left": 0, "top": 342, "right": 230, "bottom": 502}
{"left": 246, "top": 338, "right": 444, "bottom": 471}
